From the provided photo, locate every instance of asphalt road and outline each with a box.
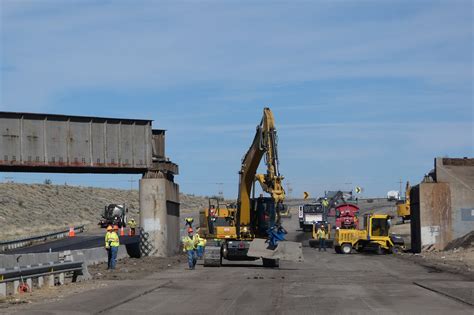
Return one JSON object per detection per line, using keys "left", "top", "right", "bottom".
{"left": 10, "top": 215, "right": 474, "bottom": 314}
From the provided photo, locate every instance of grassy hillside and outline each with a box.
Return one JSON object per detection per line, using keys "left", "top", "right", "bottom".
{"left": 0, "top": 183, "right": 209, "bottom": 240}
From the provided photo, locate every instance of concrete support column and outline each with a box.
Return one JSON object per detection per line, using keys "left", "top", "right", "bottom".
{"left": 139, "top": 177, "right": 179, "bottom": 257}
{"left": 38, "top": 276, "right": 44, "bottom": 288}
{"left": 13, "top": 280, "right": 19, "bottom": 294}
{"left": 58, "top": 273, "right": 65, "bottom": 285}
{"left": 26, "top": 278, "right": 32, "bottom": 291}
{"left": 47, "top": 275, "right": 55, "bottom": 287}
{"left": 0, "top": 283, "right": 6, "bottom": 298}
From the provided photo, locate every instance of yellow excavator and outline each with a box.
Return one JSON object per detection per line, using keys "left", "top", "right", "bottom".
{"left": 396, "top": 181, "right": 411, "bottom": 223}
{"left": 202, "top": 107, "right": 303, "bottom": 267}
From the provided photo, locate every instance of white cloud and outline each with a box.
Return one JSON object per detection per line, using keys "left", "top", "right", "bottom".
{"left": 1, "top": 1, "right": 472, "bottom": 110}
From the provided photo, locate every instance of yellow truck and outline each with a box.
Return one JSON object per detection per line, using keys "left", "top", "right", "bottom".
{"left": 334, "top": 214, "right": 402, "bottom": 255}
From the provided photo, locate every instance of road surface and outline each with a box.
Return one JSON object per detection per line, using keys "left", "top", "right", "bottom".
{"left": 8, "top": 215, "right": 474, "bottom": 314}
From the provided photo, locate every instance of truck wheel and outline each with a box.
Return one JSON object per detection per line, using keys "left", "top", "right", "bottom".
{"left": 391, "top": 246, "right": 401, "bottom": 254}
{"left": 341, "top": 243, "right": 352, "bottom": 254}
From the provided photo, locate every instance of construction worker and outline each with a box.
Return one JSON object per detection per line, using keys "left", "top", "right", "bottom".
{"left": 127, "top": 218, "right": 137, "bottom": 236}
{"left": 105, "top": 225, "right": 120, "bottom": 270}
{"left": 182, "top": 227, "right": 198, "bottom": 270}
{"left": 316, "top": 225, "right": 327, "bottom": 252}
{"left": 195, "top": 227, "right": 207, "bottom": 259}
{"left": 322, "top": 198, "right": 329, "bottom": 209}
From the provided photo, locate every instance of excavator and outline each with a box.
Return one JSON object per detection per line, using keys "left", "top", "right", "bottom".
{"left": 396, "top": 181, "right": 411, "bottom": 223}
{"left": 202, "top": 107, "right": 303, "bottom": 267}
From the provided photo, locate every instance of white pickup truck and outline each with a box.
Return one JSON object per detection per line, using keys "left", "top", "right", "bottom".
{"left": 387, "top": 190, "right": 400, "bottom": 201}
{"left": 298, "top": 203, "right": 324, "bottom": 232}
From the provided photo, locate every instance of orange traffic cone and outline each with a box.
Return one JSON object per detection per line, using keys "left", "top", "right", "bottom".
{"left": 69, "top": 227, "right": 75, "bottom": 237}
{"left": 120, "top": 227, "right": 125, "bottom": 236}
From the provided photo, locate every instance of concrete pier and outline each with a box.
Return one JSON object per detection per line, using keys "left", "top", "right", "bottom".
{"left": 139, "top": 176, "right": 180, "bottom": 257}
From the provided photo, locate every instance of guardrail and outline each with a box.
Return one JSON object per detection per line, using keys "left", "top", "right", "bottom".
{"left": 0, "top": 260, "right": 85, "bottom": 297}
{"left": 0, "top": 225, "right": 85, "bottom": 252}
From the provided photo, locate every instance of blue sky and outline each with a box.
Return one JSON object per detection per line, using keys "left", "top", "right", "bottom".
{"left": 0, "top": 0, "right": 472, "bottom": 198}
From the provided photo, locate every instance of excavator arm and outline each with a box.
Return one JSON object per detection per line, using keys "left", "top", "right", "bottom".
{"left": 238, "top": 107, "right": 303, "bottom": 263}
{"left": 237, "top": 107, "right": 285, "bottom": 227}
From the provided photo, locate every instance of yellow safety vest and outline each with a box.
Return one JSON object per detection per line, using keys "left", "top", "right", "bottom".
{"left": 317, "top": 229, "right": 327, "bottom": 240}
{"left": 196, "top": 234, "right": 207, "bottom": 247}
{"left": 105, "top": 231, "right": 120, "bottom": 248}
{"left": 182, "top": 235, "right": 198, "bottom": 251}
{"left": 128, "top": 220, "right": 137, "bottom": 228}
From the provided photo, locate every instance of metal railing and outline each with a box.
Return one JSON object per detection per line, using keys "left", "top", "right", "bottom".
{"left": 0, "top": 260, "right": 84, "bottom": 297}
{"left": 0, "top": 226, "right": 85, "bottom": 252}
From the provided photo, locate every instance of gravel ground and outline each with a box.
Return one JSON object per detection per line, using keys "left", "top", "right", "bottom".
{"left": 0, "top": 255, "right": 184, "bottom": 312}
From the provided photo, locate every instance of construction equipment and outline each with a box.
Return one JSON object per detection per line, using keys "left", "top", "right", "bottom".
{"left": 203, "top": 107, "right": 303, "bottom": 267}
{"left": 335, "top": 203, "right": 360, "bottom": 229}
{"left": 299, "top": 202, "right": 325, "bottom": 232}
{"left": 279, "top": 203, "right": 291, "bottom": 218}
{"left": 309, "top": 222, "right": 333, "bottom": 248}
{"left": 396, "top": 181, "right": 411, "bottom": 223}
{"left": 199, "top": 198, "right": 237, "bottom": 239}
{"left": 98, "top": 204, "right": 128, "bottom": 228}
{"left": 334, "top": 213, "right": 403, "bottom": 254}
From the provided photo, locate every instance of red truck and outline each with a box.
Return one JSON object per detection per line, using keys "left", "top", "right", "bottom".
{"left": 335, "top": 203, "right": 359, "bottom": 229}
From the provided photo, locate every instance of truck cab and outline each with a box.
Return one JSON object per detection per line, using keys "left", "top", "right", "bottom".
{"left": 299, "top": 203, "right": 325, "bottom": 232}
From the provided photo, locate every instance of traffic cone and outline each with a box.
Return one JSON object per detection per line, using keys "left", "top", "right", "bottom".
{"left": 69, "top": 227, "right": 75, "bottom": 237}
{"left": 120, "top": 227, "right": 125, "bottom": 236}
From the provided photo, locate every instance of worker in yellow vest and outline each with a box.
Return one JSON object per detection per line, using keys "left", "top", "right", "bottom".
{"left": 182, "top": 228, "right": 199, "bottom": 270}
{"left": 105, "top": 225, "right": 120, "bottom": 269}
{"left": 195, "top": 227, "right": 207, "bottom": 259}
{"left": 127, "top": 218, "right": 137, "bottom": 236}
{"left": 316, "top": 225, "right": 327, "bottom": 252}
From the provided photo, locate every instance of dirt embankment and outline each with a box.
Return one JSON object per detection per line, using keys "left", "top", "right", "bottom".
{"left": 0, "top": 183, "right": 210, "bottom": 240}
{"left": 397, "top": 231, "right": 474, "bottom": 279}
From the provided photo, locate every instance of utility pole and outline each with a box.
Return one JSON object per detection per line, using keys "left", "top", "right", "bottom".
{"left": 128, "top": 177, "right": 137, "bottom": 191}
{"left": 286, "top": 182, "right": 293, "bottom": 199}
{"left": 216, "top": 182, "right": 224, "bottom": 200}
{"left": 398, "top": 179, "right": 402, "bottom": 193}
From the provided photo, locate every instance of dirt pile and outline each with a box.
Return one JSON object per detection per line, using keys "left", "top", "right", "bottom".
{"left": 89, "top": 255, "right": 184, "bottom": 281}
{"left": 445, "top": 231, "right": 474, "bottom": 251}
{"left": 0, "top": 183, "right": 210, "bottom": 240}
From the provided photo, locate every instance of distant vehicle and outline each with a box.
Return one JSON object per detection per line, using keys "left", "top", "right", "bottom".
{"left": 98, "top": 204, "right": 128, "bottom": 228}
{"left": 279, "top": 203, "right": 291, "bottom": 218}
{"left": 299, "top": 203, "right": 327, "bottom": 232}
{"left": 396, "top": 182, "right": 411, "bottom": 223}
{"left": 325, "top": 190, "right": 354, "bottom": 202}
{"left": 335, "top": 203, "right": 360, "bottom": 229}
{"left": 387, "top": 190, "right": 400, "bottom": 201}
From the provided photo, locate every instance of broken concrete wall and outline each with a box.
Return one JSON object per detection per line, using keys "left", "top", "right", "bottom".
{"left": 435, "top": 158, "right": 474, "bottom": 240}
{"left": 411, "top": 158, "right": 474, "bottom": 252}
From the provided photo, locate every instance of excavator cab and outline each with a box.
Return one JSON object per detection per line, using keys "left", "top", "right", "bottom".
{"left": 252, "top": 196, "right": 277, "bottom": 237}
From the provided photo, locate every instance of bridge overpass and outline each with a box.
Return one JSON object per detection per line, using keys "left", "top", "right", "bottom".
{"left": 0, "top": 111, "right": 180, "bottom": 257}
